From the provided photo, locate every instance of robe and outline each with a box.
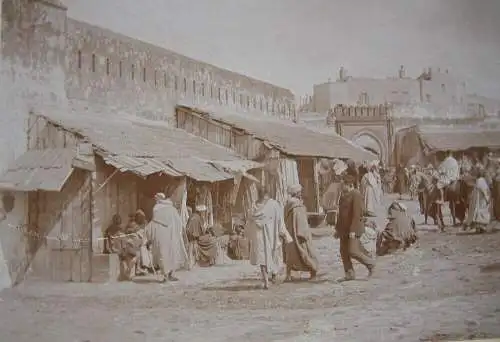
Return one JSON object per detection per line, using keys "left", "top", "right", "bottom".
{"left": 465, "top": 177, "right": 491, "bottom": 228}
{"left": 247, "top": 198, "right": 291, "bottom": 274}
{"left": 195, "top": 186, "right": 214, "bottom": 229}
{"left": 145, "top": 199, "right": 187, "bottom": 273}
{"left": 373, "top": 170, "right": 383, "bottom": 202}
{"left": 395, "top": 167, "right": 407, "bottom": 194}
{"left": 460, "top": 157, "right": 473, "bottom": 174}
{"left": 283, "top": 197, "right": 318, "bottom": 273}
{"left": 360, "top": 171, "right": 380, "bottom": 216}
{"left": 376, "top": 210, "right": 417, "bottom": 256}
{"left": 321, "top": 181, "right": 342, "bottom": 211}
{"left": 321, "top": 181, "right": 342, "bottom": 225}
{"left": 185, "top": 212, "right": 218, "bottom": 267}
{"left": 360, "top": 221, "right": 379, "bottom": 257}
{"left": 136, "top": 223, "right": 152, "bottom": 270}
{"left": 437, "top": 156, "right": 460, "bottom": 189}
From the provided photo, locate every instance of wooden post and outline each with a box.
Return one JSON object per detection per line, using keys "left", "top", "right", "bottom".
{"left": 88, "top": 171, "right": 94, "bottom": 282}
{"left": 313, "top": 158, "right": 321, "bottom": 213}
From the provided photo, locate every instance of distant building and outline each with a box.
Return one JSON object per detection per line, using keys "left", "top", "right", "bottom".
{"left": 310, "top": 65, "right": 499, "bottom": 116}
{"left": 306, "top": 65, "right": 500, "bottom": 164}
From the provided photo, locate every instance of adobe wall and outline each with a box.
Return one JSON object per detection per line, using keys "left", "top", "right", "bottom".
{"left": 65, "top": 20, "right": 296, "bottom": 124}
{"left": 0, "top": 0, "right": 296, "bottom": 289}
{"left": 0, "top": 0, "right": 68, "bottom": 289}
{"left": 312, "top": 68, "right": 473, "bottom": 115}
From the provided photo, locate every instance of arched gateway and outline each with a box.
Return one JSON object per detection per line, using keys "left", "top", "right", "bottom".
{"left": 329, "top": 104, "right": 394, "bottom": 164}
{"left": 352, "top": 132, "right": 384, "bottom": 159}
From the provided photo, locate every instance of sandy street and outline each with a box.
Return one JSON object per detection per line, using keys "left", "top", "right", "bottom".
{"left": 1, "top": 195, "right": 500, "bottom": 342}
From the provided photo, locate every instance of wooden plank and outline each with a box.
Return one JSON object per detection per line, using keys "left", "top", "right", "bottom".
{"left": 313, "top": 158, "right": 321, "bottom": 213}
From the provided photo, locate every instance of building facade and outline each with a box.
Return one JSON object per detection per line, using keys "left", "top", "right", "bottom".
{"left": 0, "top": 0, "right": 295, "bottom": 289}
{"left": 0, "top": 0, "right": 295, "bottom": 175}
{"left": 311, "top": 66, "right": 498, "bottom": 116}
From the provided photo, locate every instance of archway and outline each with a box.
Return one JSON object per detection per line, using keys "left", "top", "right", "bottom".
{"left": 352, "top": 132, "right": 384, "bottom": 160}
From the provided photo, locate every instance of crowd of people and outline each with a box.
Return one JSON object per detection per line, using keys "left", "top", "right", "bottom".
{"left": 104, "top": 192, "right": 219, "bottom": 282}
{"left": 102, "top": 149, "right": 500, "bottom": 288}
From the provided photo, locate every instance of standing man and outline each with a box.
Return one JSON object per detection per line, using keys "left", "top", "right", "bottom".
{"left": 360, "top": 162, "right": 380, "bottom": 217}
{"left": 146, "top": 192, "right": 188, "bottom": 282}
{"left": 248, "top": 186, "right": 292, "bottom": 289}
{"left": 335, "top": 175, "right": 376, "bottom": 281}
{"left": 321, "top": 174, "right": 343, "bottom": 227}
{"left": 284, "top": 184, "right": 319, "bottom": 282}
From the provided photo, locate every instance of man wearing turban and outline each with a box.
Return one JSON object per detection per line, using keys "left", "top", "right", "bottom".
{"left": 145, "top": 192, "right": 187, "bottom": 282}
{"left": 283, "top": 183, "right": 318, "bottom": 281}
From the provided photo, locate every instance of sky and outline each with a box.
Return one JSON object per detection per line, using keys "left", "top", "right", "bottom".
{"left": 63, "top": 0, "right": 500, "bottom": 100}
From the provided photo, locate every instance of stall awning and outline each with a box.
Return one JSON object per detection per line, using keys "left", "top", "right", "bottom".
{"left": 0, "top": 148, "right": 76, "bottom": 192}
{"left": 36, "top": 110, "right": 263, "bottom": 183}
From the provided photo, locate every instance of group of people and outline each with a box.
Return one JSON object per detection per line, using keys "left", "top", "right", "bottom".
{"left": 248, "top": 158, "right": 419, "bottom": 289}
{"left": 406, "top": 150, "right": 500, "bottom": 233}
{"left": 101, "top": 149, "right": 498, "bottom": 288}
{"left": 104, "top": 192, "right": 220, "bottom": 282}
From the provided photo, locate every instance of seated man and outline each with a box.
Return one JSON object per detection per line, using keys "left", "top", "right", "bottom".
{"left": 113, "top": 214, "right": 145, "bottom": 281}
{"left": 376, "top": 201, "right": 418, "bottom": 257}
{"left": 186, "top": 205, "right": 218, "bottom": 267}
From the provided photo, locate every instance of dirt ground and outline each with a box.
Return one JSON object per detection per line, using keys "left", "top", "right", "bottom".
{"left": 1, "top": 195, "right": 500, "bottom": 342}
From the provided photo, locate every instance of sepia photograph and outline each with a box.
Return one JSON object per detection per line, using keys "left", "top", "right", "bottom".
{"left": 0, "top": 0, "right": 499, "bottom": 341}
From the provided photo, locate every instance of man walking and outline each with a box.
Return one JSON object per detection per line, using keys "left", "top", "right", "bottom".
{"left": 284, "top": 184, "right": 319, "bottom": 282}
{"left": 248, "top": 186, "right": 292, "bottom": 289}
{"left": 146, "top": 192, "right": 187, "bottom": 282}
{"left": 335, "top": 175, "right": 376, "bottom": 281}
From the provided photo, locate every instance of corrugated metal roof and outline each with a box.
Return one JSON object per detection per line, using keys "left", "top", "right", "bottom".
{"left": 209, "top": 159, "right": 263, "bottom": 174}
{"left": 35, "top": 107, "right": 261, "bottom": 182}
{"left": 0, "top": 148, "right": 75, "bottom": 191}
{"left": 177, "top": 105, "right": 377, "bottom": 162}
{"left": 417, "top": 126, "right": 500, "bottom": 151}
{"left": 163, "top": 158, "right": 232, "bottom": 182}
{"left": 100, "top": 154, "right": 183, "bottom": 178}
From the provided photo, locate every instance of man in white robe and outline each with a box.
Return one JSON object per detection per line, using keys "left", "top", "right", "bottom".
{"left": 247, "top": 186, "right": 292, "bottom": 289}
{"left": 145, "top": 193, "right": 188, "bottom": 282}
{"left": 360, "top": 162, "right": 381, "bottom": 217}
{"left": 464, "top": 170, "right": 491, "bottom": 233}
{"left": 437, "top": 151, "right": 460, "bottom": 203}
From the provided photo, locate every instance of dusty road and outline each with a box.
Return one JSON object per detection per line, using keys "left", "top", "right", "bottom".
{"left": 1, "top": 195, "right": 500, "bottom": 342}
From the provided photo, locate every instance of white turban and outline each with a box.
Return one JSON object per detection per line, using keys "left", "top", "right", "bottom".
{"left": 195, "top": 204, "right": 207, "bottom": 212}
{"left": 287, "top": 184, "right": 302, "bottom": 195}
{"left": 154, "top": 192, "right": 166, "bottom": 201}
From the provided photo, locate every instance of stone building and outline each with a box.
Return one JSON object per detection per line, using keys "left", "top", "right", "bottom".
{"left": 312, "top": 66, "right": 481, "bottom": 112}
